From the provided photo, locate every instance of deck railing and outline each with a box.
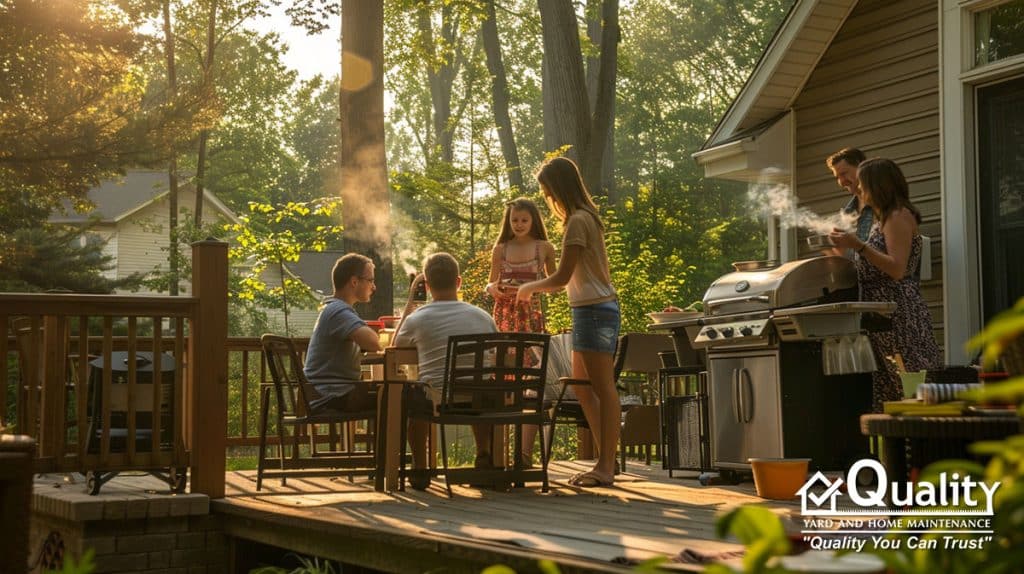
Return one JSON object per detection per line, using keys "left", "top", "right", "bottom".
{"left": 223, "top": 336, "right": 308, "bottom": 448}
{"left": 0, "top": 240, "right": 228, "bottom": 497}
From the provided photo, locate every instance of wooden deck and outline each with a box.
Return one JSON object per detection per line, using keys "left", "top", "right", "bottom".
{"left": 216, "top": 460, "right": 801, "bottom": 573}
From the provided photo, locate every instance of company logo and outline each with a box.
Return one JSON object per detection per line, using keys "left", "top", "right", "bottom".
{"left": 797, "top": 458, "right": 1000, "bottom": 552}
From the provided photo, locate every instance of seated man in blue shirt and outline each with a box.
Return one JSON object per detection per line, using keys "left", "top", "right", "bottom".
{"left": 392, "top": 253, "right": 497, "bottom": 490}
{"left": 303, "top": 253, "right": 383, "bottom": 412}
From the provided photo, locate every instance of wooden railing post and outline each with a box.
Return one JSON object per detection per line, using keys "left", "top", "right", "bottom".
{"left": 189, "top": 239, "right": 229, "bottom": 497}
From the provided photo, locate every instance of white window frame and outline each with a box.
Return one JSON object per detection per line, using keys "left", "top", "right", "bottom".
{"left": 941, "top": 0, "right": 1024, "bottom": 363}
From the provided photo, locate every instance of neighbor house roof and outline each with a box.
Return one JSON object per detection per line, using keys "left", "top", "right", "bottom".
{"left": 49, "top": 169, "right": 240, "bottom": 225}
{"left": 700, "top": 0, "right": 858, "bottom": 151}
{"left": 288, "top": 251, "right": 345, "bottom": 297}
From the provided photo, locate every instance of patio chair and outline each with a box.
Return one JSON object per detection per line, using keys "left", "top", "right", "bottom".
{"left": 401, "top": 332, "right": 552, "bottom": 497}
{"left": 555, "top": 333, "right": 675, "bottom": 472}
{"left": 257, "top": 334, "right": 377, "bottom": 491}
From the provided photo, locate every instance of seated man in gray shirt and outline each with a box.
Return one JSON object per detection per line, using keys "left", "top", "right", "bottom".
{"left": 303, "top": 253, "right": 383, "bottom": 412}
{"left": 392, "top": 252, "right": 497, "bottom": 490}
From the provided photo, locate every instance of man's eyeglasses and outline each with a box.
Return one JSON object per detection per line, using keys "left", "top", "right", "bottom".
{"left": 359, "top": 276, "right": 376, "bottom": 284}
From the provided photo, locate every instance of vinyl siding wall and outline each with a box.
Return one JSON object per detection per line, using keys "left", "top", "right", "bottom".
{"left": 114, "top": 189, "right": 229, "bottom": 295}
{"left": 792, "top": 0, "right": 944, "bottom": 347}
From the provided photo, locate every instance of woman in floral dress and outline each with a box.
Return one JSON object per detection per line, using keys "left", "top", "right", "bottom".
{"left": 831, "top": 158, "right": 942, "bottom": 412}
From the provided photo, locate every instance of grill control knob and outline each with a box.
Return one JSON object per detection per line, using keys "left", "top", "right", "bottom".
{"left": 740, "top": 326, "right": 753, "bottom": 336}
{"left": 721, "top": 327, "right": 735, "bottom": 337}
{"left": 704, "top": 328, "right": 718, "bottom": 339}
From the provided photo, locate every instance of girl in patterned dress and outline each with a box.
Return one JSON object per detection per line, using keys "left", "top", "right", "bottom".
{"left": 830, "top": 158, "right": 942, "bottom": 412}
{"left": 485, "top": 198, "right": 557, "bottom": 466}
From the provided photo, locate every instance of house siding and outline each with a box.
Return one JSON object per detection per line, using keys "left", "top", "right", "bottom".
{"left": 258, "top": 264, "right": 320, "bottom": 335}
{"left": 115, "top": 188, "right": 230, "bottom": 296}
{"left": 792, "top": 0, "right": 944, "bottom": 347}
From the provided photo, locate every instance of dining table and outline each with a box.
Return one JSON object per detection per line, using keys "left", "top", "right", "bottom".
{"left": 362, "top": 348, "right": 419, "bottom": 492}
{"left": 362, "top": 347, "right": 512, "bottom": 492}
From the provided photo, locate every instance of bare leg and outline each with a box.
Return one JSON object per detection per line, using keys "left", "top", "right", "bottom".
{"left": 520, "top": 424, "right": 539, "bottom": 466}
{"left": 572, "top": 351, "right": 601, "bottom": 457}
{"left": 471, "top": 424, "right": 493, "bottom": 459}
{"left": 408, "top": 419, "right": 430, "bottom": 469}
{"left": 577, "top": 349, "right": 618, "bottom": 483}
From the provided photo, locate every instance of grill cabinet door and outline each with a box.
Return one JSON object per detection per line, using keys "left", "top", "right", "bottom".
{"left": 737, "top": 354, "right": 783, "bottom": 460}
{"left": 709, "top": 355, "right": 743, "bottom": 467}
{"left": 708, "top": 352, "right": 783, "bottom": 468}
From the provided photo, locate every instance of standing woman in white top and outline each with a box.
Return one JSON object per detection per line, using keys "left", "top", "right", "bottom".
{"left": 516, "top": 157, "right": 621, "bottom": 487}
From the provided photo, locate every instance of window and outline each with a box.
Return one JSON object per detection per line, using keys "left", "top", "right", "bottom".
{"left": 974, "top": 0, "right": 1024, "bottom": 67}
{"left": 977, "top": 75, "right": 1024, "bottom": 320}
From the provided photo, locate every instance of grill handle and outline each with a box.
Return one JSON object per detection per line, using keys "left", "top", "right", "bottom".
{"left": 707, "top": 295, "right": 770, "bottom": 314}
{"left": 732, "top": 368, "right": 742, "bottom": 423}
{"left": 740, "top": 368, "right": 754, "bottom": 423}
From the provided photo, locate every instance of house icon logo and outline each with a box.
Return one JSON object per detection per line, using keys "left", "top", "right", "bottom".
{"left": 797, "top": 471, "right": 845, "bottom": 516}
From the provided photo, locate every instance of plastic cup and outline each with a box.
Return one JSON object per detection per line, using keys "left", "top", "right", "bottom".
{"left": 899, "top": 371, "right": 927, "bottom": 399}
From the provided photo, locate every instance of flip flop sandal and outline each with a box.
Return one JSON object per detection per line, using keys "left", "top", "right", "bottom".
{"left": 569, "top": 471, "right": 613, "bottom": 487}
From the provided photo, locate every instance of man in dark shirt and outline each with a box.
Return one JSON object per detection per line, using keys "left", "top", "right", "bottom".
{"left": 826, "top": 147, "right": 873, "bottom": 256}
{"left": 303, "top": 254, "right": 382, "bottom": 411}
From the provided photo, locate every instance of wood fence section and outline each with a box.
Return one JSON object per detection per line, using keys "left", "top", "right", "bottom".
{"left": 0, "top": 240, "right": 229, "bottom": 497}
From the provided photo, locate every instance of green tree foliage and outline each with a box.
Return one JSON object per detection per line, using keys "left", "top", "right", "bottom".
{"left": 225, "top": 198, "right": 344, "bottom": 335}
{"left": 609, "top": 0, "right": 792, "bottom": 304}
{"left": 1, "top": 0, "right": 152, "bottom": 217}
{"left": 0, "top": 223, "right": 142, "bottom": 293}
{"left": 385, "top": 0, "right": 790, "bottom": 321}
{"left": 0, "top": 0, "right": 197, "bottom": 293}
{"left": 285, "top": 76, "right": 343, "bottom": 205}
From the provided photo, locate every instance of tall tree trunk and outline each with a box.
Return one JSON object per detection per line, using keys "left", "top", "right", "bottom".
{"left": 538, "top": 0, "right": 618, "bottom": 196}
{"left": 541, "top": 52, "right": 557, "bottom": 156}
{"left": 480, "top": 0, "right": 523, "bottom": 193}
{"left": 588, "top": 0, "right": 619, "bottom": 198}
{"left": 163, "top": 0, "right": 179, "bottom": 296}
{"left": 340, "top": 0, "right": 393, "bottom": 319}
{"left": 194, "top": 0, "right": 218, "bottom": 226}
{"left": 417, "top": 1, "right": 461, "bottom": 164}
{"left": 586, "top": 0, "right": 616, "bottom": 202}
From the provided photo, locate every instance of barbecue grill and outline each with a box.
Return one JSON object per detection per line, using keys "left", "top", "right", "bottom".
{"left": 656, "top": 256, "right": 894, "bottom": 475}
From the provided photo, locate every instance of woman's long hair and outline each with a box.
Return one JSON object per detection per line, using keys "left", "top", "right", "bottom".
{"left": 495, "top": 197, "right": 548, "bottom": 246}
{"left": 534, "top": 157, "right": 603, "bottom": 230}
{"left": 857, "top": 158, "right": 921, "bottom": 226}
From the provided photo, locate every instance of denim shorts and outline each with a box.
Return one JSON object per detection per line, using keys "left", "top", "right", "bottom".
{"left": 571, "top": 300, "right": 621, "bottom": 354}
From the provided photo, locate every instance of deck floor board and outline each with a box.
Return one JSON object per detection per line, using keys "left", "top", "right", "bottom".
{"left": 218, "top": 460, "right": 801, "bottom": 572}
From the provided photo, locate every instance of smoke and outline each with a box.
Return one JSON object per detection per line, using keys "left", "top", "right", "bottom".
{"left": 337, "top": 146, "right": 394, "bottom": 258}
{"left": 747, "top": 172, "right": 856, "bottom": 235}
{"left": 389, "top": 205, "right": 438, "bottom": 274}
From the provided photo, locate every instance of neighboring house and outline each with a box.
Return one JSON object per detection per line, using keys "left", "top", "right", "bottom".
{"left": 48, "top": 170, "right": 321, "bottom": 333}
{"left": 692, "top": 0, "right": 1023, "bottom": 364}
{"left": 49, "top": 170, "right": 240, "bottom": 295}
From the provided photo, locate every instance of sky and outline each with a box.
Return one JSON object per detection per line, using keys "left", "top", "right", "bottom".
{"left": 249, "top": 5, "right": 341, "bottom": 81}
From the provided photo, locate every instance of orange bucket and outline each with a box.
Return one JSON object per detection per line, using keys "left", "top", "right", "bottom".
{"left": 748, "top": 458, "right": 810, "bottom": 500}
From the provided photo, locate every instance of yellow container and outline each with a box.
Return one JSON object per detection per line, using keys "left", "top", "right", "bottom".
{"left": 748, "top": 458, "right": 810, "bottom": 500}
{"left": 899, "top": 370, "right": 927, "bottom": 399}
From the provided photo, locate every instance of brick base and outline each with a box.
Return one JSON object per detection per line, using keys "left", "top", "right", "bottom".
{"left": 29, "top": 475, "right": 226, "bottom": 574}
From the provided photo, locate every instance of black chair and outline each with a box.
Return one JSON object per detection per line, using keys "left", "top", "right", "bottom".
{"left": 555, "top": 333, "right": 676, "bottom": 472}
{"left": 401, "top": 332, "right": 552, "bottom": 497}
{"left": 257, "top": 334, "right": 377, "bottom": 491}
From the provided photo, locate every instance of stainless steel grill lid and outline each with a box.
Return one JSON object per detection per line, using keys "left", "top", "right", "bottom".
{"left": 703, "top": 256, "right": 857, "bottom": 316}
